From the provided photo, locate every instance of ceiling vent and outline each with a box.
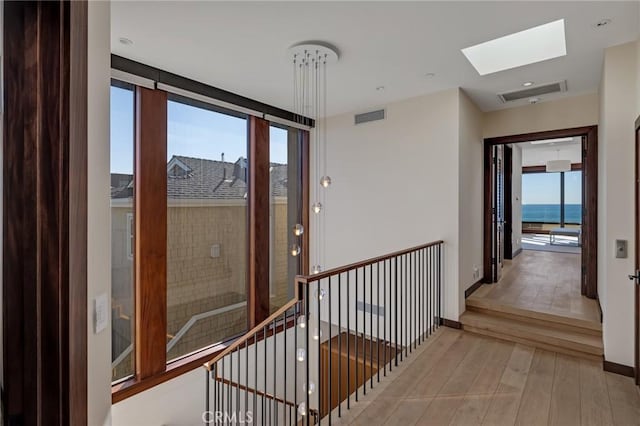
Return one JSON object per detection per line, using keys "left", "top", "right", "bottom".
{"left": 498, "top": 80, "right": 567, "bottom": 103}
{"left": 355, "top": 109, "right": 385, "bottom": 125}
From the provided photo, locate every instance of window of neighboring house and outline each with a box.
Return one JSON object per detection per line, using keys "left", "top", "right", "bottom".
{"left": 166, "top": 96, "right": 249, "bottom": 362}
{"left": 126, "top": 213, "right": 134, "bottom": 260}
{"left": 110, "top": 82, "right": 135, "bottom": 382}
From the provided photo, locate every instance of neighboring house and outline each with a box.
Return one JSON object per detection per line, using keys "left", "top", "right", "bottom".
{"left": 111, "top": 155, "right": 289, "bottom": 377}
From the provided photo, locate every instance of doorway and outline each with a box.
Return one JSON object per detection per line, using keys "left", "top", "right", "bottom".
{"left": 483, "top": 126, "right": 598, "bottom": 300}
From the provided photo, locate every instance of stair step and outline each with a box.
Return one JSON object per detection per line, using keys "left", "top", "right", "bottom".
{"left": 466, "top": 305, "right": 601, "bottom": 337}
{"left": 460, "top": 311, "right": 603, "bottom": 361}
{"left": 466, "top": 297, "right": 601, "bottom": 333}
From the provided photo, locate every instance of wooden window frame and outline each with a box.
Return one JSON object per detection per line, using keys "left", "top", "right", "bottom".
{"left": 112, "top": 87, "right": 310, "bottom": 402}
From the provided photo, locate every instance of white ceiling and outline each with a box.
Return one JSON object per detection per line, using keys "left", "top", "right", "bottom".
{"left": 111, "top": 1, "right": 639, "bottom": 117}
{"left": 518, "top": 137, "right": 582, "bottom": 166}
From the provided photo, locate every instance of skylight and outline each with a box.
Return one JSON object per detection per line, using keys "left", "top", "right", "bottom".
{"left": 462, "top": 19, "right": 567, "bottom": 76}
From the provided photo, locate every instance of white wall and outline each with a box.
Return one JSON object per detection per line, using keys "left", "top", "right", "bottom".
{"left": 321, "top": 89, "right": 461, "bottom": 320}
{"left": 484, "top": 93, "right": 599, "bottom": 139}
{"left": 458, "top": 90, "right": 484, "bottom": 310}
{"left": 88, "top": 1, "right": 113, "bottom": 425}
{"left": 598, "top": 41, "right": 638, "bottom": 367}
{"left": 511, "top": 145, "right": 523, "bottom": 255}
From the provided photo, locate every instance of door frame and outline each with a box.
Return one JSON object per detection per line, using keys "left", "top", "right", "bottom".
{"left": 483, "top": 126, "right": 598, "bottom": 300}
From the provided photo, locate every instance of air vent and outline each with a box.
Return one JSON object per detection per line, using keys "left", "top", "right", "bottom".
{"left": 355, "top": 109, "right": 385, "bottom": 125}
{"left": 498, "top": 80, "right": 567, "bottom": 103}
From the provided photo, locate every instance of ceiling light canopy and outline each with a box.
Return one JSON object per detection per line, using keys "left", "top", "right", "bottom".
{"left": 461, "top": 19, "right": 567, "bottom": 76}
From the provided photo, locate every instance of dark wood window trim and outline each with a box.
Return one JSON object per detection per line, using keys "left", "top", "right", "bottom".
{"left": 248, "top": 116, "right": 271, "bottom": 327}
{"left": 135, "top": 87, "right": 169, "bottom": 379}
{"left": 111, "top": 87, "right": 310, "bottom": 402}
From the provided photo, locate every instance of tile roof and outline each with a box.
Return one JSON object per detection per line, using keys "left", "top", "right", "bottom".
{"left": 111, "top": 155, "right": 288, "bottom": 200}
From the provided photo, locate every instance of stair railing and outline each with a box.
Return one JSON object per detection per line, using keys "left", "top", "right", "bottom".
{"left": 203, "top": 240, "right": 444, "bottom": 425}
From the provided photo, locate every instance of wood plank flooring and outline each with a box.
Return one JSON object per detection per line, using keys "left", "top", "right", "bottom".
{"left": 468, "top": 250, "right": 600, "bottom": 326}
{"left": 334, "top": 328, "right": 640, "bottom": 426}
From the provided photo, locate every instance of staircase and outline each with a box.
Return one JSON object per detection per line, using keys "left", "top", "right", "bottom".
{"left": 460, "top": 298, "right": 603, "bottom": 361}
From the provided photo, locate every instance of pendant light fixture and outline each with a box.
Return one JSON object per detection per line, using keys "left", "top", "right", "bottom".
{"left": 289, "top": 41, "right": 339, "bottom": 274}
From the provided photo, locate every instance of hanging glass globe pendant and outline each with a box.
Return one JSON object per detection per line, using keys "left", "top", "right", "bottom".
{"left": 290, "top": 244, "right": 301, "bottom": 257}
{"left": 293, "top": 223, "right": 304, "bottom": 236}
{"left": 320, "top": 176, "right": 332, "bottom": 188}
{"left": 312, "top": 265, "right": 322, "bottom": 274}
{"left": 312, "top": 202, "right": 322, "bottom": 214}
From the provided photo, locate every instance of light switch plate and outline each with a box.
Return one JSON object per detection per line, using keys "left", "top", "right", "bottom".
{"left": 94, "top": 293, "right": 108, "bottom": 334}
{"left": 615, "top": 239, "right": 628, "bottom": 259}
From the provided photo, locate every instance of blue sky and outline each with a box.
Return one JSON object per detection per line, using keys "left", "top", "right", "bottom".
{"left": 110, "top": 86, "right": 288, "bottom": 175}
{"left": 522, "top": 171, "right": 581, "bottom": 205}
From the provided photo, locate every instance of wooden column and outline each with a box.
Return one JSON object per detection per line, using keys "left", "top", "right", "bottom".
{"left": 3, "top": 1, "right": 88, "bottom": 424}
{"left": 135, "top": 87, "right": 168, "bottom": 378}
{"left": 248, "top": 116, "right": 270, "bottom": 327}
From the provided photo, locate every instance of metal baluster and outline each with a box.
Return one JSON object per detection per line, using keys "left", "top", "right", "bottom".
{"left": 263, "top": 325, "right": 267, "bottom": 425}
{"left": 383, "top": 259, "right": 387, "bottom": 376}
{"left": 394, "top": 256, "right": 398, "bottom": 367}
{"left": 206, "top": 369, "right": 210, "bottom": 423}
{"left": 438, "top": 244, "right": 442, "bottom": 329}
{"left": 369, "top": 263, "right": 373, "bottom": 389}
{"left": 347, "top": 270, "right": 351, "bottom": 409}
{"left": 284, "top": 310, "right": 288, "bottom": 426}
{"left": 254, "top": 330, "right": 257, "bottom": 424}
{"left": 363, "top": 266, "right": 367, "bottom": 395}
{"left": 411, "top": 251, "right": 414, "bottom": 352}
{"left": 405, "top": 254, "right": 408, "bottom": 358}
{"left": 377, "top": 261, "right": 380, "bottom": 383}
{"left": 245, "top": 338, "right": 248, "bottom": 424}
{"left": 328, "top": 276, "right": 332, "bottom": 425}
{"left": 355, "top": 268, "right": 359, "bottom": 401}
{"left": 317, "top": 280, "right": 322, "bottom": 426}
{"left": 429, "top": 246, "right": 433, "bottom": 334}
{"left": 305, "top": 284, "right": 310, "bottom": 426}
{"left": 294, "top": 305, "right": 298, "bottom": 426}
{"left": 274, "top": 318, "right": 277, "bottom": 426}
{"left": 338, "top": 273, "right": 342, "bottom": 418}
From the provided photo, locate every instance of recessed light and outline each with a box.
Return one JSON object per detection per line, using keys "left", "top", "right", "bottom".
{"left": 529, "top": 97, "right": 540, "bottom": 104}
{"left": 461, "top": 19, "right": 567, "bottom": 75}
{"left": 424, "top": 73, "right": 436, "bottom": 78}
{"left": 119, "top": 37, "right": 133, "bottom": 46}
{"left": 523, "top": 81, "right": 534, "bottom": 87}
{"left": 376, "top": 86, "right": 385, "bottom": 91}
{"left": 594, "top": 19, "right": 612, "bottom": 28}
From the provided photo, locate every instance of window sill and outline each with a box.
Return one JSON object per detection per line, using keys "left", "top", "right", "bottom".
{"left": 111, "top": 341, "right": 230, "bottom": 404}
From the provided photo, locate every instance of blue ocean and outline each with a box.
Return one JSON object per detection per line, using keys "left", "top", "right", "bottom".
{"left": 522, "top": 204, "right": 581, "bottom": 224}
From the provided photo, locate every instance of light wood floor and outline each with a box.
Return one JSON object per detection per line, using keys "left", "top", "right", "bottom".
{"left": 468, "top": 250, "right": 600, "bottom": 326}
{"left": 336, "top": 328, "right": 640, "bottom": 426}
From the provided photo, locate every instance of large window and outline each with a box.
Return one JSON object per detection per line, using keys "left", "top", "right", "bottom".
{"left": 166, "top": 98, "right": 248, "bottom": 361}
{"left": 565, "top": 171, "right": 582, "bottom": 225}
{"left": 270, "top": 125, "right": 290, "bottom": 312}
{"left": 522, "top": 170, "right": 582, "bottom": 225}
{"left": 110, "top": 84, "right": 135, "bottom": 382}
{"left": 110, "top": 81, "right": 309, "bottom": 395}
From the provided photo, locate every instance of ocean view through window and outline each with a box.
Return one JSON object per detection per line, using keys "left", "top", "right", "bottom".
{"left": 522, "top": 170, "right": 582, "bottom": 224}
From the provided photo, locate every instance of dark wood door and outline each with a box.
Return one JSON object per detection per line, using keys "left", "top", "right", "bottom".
{"left": 492, "top": 145, "right": 505, "bottom": 282}
{"left": 503, "top": 146, "right": 514, "bottom": 260}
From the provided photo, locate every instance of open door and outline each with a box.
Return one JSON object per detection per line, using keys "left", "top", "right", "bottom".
{"left": 503, "top": 146, "right": 514, "bottom": 260}
{"left": 491, "top": 145, "right": 505, "bottom": 282}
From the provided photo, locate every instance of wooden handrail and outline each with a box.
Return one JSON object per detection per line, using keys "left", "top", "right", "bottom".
{"left": 203, "top": 298, "right": 299, "bottom": 370}
{"left": 296, "top": 240, "right": 444, "bottom": 283}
